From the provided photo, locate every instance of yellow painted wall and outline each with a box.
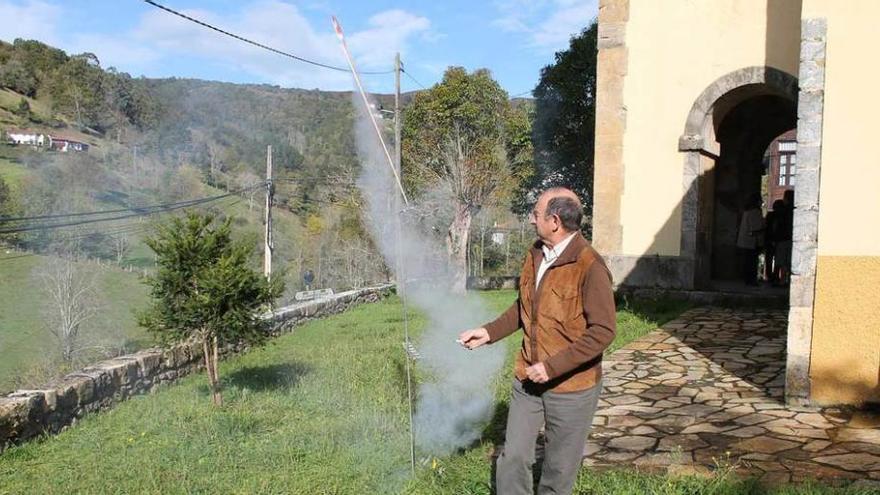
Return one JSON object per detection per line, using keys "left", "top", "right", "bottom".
{"left": 620, "top": 0, "right": 800, "bottom": 255}
{"left": 802, "top": 0, "right": 880, "bottom": 405}
{"left": 810, "top": 256, "right": 880, "bottom": 405}
{"left": 805, "top": 1, "right": 880, "bottom": 257}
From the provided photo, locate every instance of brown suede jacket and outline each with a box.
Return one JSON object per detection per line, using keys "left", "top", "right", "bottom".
{"left": 483, "top": 233, "right": 616, "bottom": 393}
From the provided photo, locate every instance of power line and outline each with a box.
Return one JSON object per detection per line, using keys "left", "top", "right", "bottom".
{"left": 401, "top": 68, "right": 427, "bottom": 90}
{"left": 0, "top": 186, "right": 262, "bottom": 234}
{"left": 32, "top": 195, "right": 244, "bottom": 242}
{"left": 142, "top": 0, "right": 394, "bottom": 75}
{"left": 1, "top": 184, "right": 264, "bottom": 225}
{"left": 274, "top": 176, "right": 357, "bottom": 185}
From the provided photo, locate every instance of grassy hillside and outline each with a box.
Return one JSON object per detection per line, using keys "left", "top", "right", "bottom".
{"left": 0, "top": 136, "right": 318, "bottom": 393}
{"left": 0, "top": 251, "right": 150, "bottom": 393}
{"left": 0, "top": 155, "right": 28, "bottom": 187}
{"left": 0, "top": 163, "right": 317, "bottom": 394}
{"left": 0, "top": 88, "right": 56, "bottom": 129}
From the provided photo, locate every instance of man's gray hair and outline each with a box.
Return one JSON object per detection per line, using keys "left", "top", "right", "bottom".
{"left": 545, "top": 196, "right": 583, "bottom": 232}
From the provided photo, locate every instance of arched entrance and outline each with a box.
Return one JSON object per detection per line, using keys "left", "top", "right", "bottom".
{"left": 678, "top": 67, "right": 798, "bottom": 290}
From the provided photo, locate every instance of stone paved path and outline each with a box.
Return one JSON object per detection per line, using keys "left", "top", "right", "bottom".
{"left": 586, "top": 306, "right": 880, "bottom": 488}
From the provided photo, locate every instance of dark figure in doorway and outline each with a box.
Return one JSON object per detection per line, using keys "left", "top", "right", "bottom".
{"left": 763, "top": 199, "right": 786, "bottom": 284}
{"left": 736, "top": 193, "right": 764, "bottom": 286}
{"left": 774, "top": 190, "right": 794, "bottom": 286}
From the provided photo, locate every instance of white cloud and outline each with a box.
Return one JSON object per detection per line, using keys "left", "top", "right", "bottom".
{"left": 0, "top": 0, "right": 62, "bottom": 45}
{"left": 492, "top": 0, "right": 597, "bottom": 53}
{"left": 348, "top": 9, "right": 431, "bottom": 68}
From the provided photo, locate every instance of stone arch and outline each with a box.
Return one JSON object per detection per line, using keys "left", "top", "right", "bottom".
{"left": 677, "top": 66, "right": 799, "bottom": 288}
{"left": 680, "top": 66, "right": 799, "bottom": 150}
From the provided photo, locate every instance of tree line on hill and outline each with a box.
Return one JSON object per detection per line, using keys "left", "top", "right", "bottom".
{"left": 0, "top": 39, "right": 160, "bottom": 136}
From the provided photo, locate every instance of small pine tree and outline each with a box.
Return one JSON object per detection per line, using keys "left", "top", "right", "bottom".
{"left": 138, "top": 213, "right": 283, "bottom": 406}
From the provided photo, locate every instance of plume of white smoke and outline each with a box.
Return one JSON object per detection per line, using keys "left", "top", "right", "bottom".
{"left": 351, "top": 95, "right": 507, "bottom": 456}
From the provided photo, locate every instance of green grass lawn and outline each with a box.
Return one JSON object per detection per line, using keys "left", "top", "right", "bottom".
{"left": 0, "top": 156, "right": 31, "bottom": 189}
{"left": 0, "top": 291, "right": 863, "bottom": 494}
{"left": 0, "top": 251, "right": 151, "bottom": 393}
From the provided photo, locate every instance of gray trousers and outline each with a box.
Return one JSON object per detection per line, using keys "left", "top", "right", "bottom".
{"left": 496, "top": 379, "right": 602, "bottom": 495}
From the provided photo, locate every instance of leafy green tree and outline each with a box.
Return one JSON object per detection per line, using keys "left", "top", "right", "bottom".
{"left": 504, "top": 102, "right": 535, "bottom": 214}
{"left": 46, "top": 54, "right": 107, "bottom": 130}
{"left": 10, "top": 39, "right": 68, "bottom": 80}
{"left": 0, "top": 59, "right": 37, "bottom": 96}
{"left": 402, "top": 67, "right": 532, "bottom": 292}
{"left": 530, "top": 23, "right": 598, "bottom": 229}
{"left": 138, "top": 213, "right": 283, "bottom": 406}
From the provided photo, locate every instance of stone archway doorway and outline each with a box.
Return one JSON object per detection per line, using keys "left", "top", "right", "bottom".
{"left": 709, "top": 94, "right": 796, "bottom": 286}
{"left": 678, "top": 67, "right": 798, "bottom": 291}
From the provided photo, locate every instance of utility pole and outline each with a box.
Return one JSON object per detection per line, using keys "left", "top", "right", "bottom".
{"left": 395, "top": 53, "right": 402, "bottom": 184}
{"left": 263, "top": 145, "right": 274, "bottom": 279}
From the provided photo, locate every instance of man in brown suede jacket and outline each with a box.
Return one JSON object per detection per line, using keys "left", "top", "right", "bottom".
{"left": 459, "top": 187, "right": 615, "bottom": 495}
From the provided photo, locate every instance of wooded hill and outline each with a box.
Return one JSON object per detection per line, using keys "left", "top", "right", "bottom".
{"left": 0, "top": 38, "right": 412, "bottom": 209}
{"left": 0, "top": 38, "right": 406, "bottom": 293}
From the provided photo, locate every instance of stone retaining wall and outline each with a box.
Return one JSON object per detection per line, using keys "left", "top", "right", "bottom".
{"left": 466, "top": 276, "right": 519, "bottom": 290}
{"left": 0, "top": 285, "right": 392, "bottom": 452}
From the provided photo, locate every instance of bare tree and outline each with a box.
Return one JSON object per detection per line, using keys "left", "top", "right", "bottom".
{"left": 36, "top": 258, "right": 99, "bottom": 363}
{"left": 112, "top": 233, "right": 131, "bottom": 265}
{"left": 440, "top": 127, "right": 509, "bottom": 292}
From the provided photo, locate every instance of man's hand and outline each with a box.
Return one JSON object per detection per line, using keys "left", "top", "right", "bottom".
{"left": 458, "top": 327, "right": 490, "bottom": 350}
{"left": 525, "top": 363, "right": 550, "bottom": 383}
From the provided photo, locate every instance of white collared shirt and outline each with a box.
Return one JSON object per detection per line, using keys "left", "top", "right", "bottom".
{"left": 536, "top": 232, "right": 577, "bottom": 288}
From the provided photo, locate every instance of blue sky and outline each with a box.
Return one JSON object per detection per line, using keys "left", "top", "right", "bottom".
{"left": 0, "top": 0, "right": 597, "bottom": 95}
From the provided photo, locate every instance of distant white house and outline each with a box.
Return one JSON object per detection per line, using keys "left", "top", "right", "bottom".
{"left": 48, "top": 136, "right": 89, "bottom": 152}
{"left": 4, "top": 130, "right": 89, "bottom": 152}
{"left": 6, "top": 130, "right": 46, "bottom": 147}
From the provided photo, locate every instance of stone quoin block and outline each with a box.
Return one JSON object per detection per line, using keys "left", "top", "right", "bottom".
{"left": 599, "top": 0, "right": 628, "bottom": 23}
{"left": 789, "top": 274, "right": 817, "bottom": 309}
{"left": 797, "top": 119, "right": 824, "bottom": 147}
{"left": 794, "top": 143, "right": 821, "bottom": 170}
{"left": 797, "top": 92, "right": 825, "bottom": 122}
{"left": 801, "top": 18, "right": 828, "bottom": 41}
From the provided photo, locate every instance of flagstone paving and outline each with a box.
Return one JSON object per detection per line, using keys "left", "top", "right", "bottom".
{"left": 585, "top": 306, "right": 880, "bottom": 488}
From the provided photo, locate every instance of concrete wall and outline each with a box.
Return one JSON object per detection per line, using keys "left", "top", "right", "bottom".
{"left": 800, "top": 0, "right": 880, "bottom": 405}
{"left": 0, "top": 286, "right": 392, "bottom": 452}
